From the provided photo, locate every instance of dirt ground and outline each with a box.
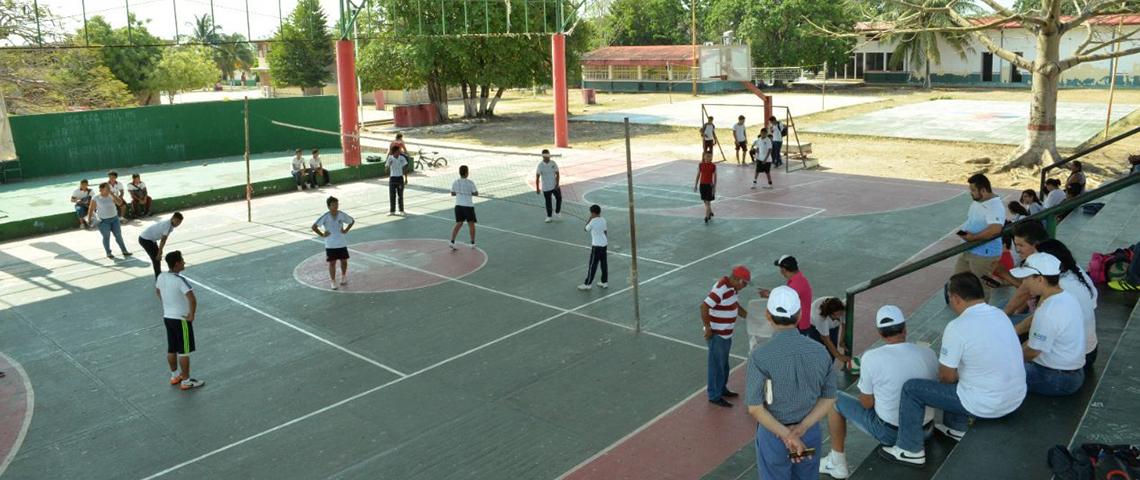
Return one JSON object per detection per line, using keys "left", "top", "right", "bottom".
{"left": 373, "top": 86, "right": 1140, "bottom": 191}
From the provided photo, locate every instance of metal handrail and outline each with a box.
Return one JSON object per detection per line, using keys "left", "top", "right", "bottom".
{"left": 843, "top": 170, "right": 1140, "bottom": 354}
{"left": 1039, "top": 125, "right": 1140, "bottom": 195}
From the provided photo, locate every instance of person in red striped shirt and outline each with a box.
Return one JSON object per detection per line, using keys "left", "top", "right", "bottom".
{"left": 702, "top": 265, "right": 751, "bottom": 408}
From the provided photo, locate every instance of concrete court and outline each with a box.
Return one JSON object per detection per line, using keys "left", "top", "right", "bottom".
{"left": 0, "top": 153, "right": 982, "bottom": 479}
{"left": 570, "top": 92, "right": 885, "bottom": 128}
{"left": 803, "top": 99, "right": 1138, "bottom": 148}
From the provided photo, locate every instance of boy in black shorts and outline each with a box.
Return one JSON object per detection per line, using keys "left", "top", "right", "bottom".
{"left": 156, "top": 251, "right": 204, "bottom": 390}
{"left": 450, "top": 165, "right": 480, "bottom": 250}
{"left": 312, "top": 196, "right": 355, "bottom": 290}
{"left": 751, "top": 128, "right": 774, "bottom": 189}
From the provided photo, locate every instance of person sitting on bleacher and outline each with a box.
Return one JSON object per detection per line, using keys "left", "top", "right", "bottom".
{"left": 1025, "top": 240, "right": 1098, "bottom": 375}
{"left": 820, "top": 305, "right": 939, "bottom": 479}
{"left": 1043, "top": 178, "right": 1066, "bottom": 209}
{"left": 71, "top": 179, "right": 92, "bottom": 229}
{"left": 127, "top": 173, "right": 152, "bottom": 217}
{"left": 882, "top": 273, "right": 1026, "bottom": 467}
{"left": 291, "top": 149, "right": 308, "bottom": 191}
{"left": 1009, "top": 253, "right": 1087, "bottom": 396}
{"left": 997, "top": 221, "right": 1050, "bottom": 323}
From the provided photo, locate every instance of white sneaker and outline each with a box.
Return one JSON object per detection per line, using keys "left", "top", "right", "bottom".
{"left": 878, "top": 445, "right": 925, "bottom": 466}
{"left": 819, "top": 453, "right": 850, "bottom": 479}
{"left": 469, "top": 243, "right": 476, "bottom": 249}
{"left": 763, "top": 185, "right": 774, "bottom": 189}
{"left": 340, "top": 275, "right": 348, "bottom": 286}
{"left": 545, "top": 217, "right": 552, "bottom": 223}
{"left": 599, "top": 282, "right": 608, "bottom": 289}
{"left": 577, "top": 284, "right": 592, "bottom": 291}
{"left": 934, "top": 423, "right": 966, "bottom": 442}
{"left": 751, "top": 182, "right": 757, "bottom": 189}
{"left": 555, "top": 213, "right": 561, "bottom": 219}
{"left": 179, "top": 378, "right": 205, "bottom": 390}
{"left": 449, "top": 242, "right": 457, "bottom": 251}
{"left": 331, "top": 280, "right": 339, "bottom": 290}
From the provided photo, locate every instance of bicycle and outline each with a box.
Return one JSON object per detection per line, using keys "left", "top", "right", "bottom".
{"left": 414, "top": 149, "right": 448, "bottom": 170}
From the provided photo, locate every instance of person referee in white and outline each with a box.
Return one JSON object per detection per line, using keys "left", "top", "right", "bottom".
{"left": 156, "top": 251, "right": 204, "bottom": 390}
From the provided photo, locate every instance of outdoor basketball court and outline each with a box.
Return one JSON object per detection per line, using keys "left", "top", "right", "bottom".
{"left": 803, "top": 99, "right": 1137, "bottom": 148}
{"left": 0, "top": 148, "right": 981, "bottom": 479}
{"left": 571, "top": 92, "right": 885, "bottom": 128}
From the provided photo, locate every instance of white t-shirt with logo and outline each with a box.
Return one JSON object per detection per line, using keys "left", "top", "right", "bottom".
{"left": 752, "top": 137, "right": 772, "bottom": 163}
{"left": 1028, "top": 291, "right": 1087, "bottom": 371}
{"left": 451, "top": 178, "right": 477, "bottom": 207}
{"left": 964, "top": 196, "right": 1006, "bottom": 257}
{"left": 810, "top": 297, "right": 840, "bottom": 333}
{"left": 732, "top": 123, "right": 747, "bottom": 142}
{"left": 140, "top": 219, "right": 175, "bottom": 241}
{"left": 156, "top": 272, "right": 193, "bottom": 320}
{"left": 585, "top": 217, "right": 607, "bottom": 247}
{"left": 858, "top": 342, "right": 940, "bottom": 426}
{"left": 702, "top": 124, "right": 715, "bottom": 141}
{"left": 313, "top": 211, "right": 354, "bottom": 249}
{"left": 939, "top": 303, "right": 1026, "bottom": 418}
{"left": 536, "top": 160, "right": 559, "bottom": 191}
{"left": 1059, "top": 270, "right": 1097, "bottom": 354}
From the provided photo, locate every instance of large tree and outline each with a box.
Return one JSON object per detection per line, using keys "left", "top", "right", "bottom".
{"left": 706, "top": 0, "right": 857, "bottom": 68}
{"left": 83, "top": 15, "right": 164, "bottom": 104}
{"left": 835, "top": 0, "right": 1140, "bottom": 169}
{"left": 185, "top": 15, "right": 255, "bottom": 81}
{"left": 605, "top": 0, "right": 692, "bottom": 46}
{"left": 149, "top": 46, "right": 218, "bottom": 104}
{"left": 268, "top": 0, "right": 334, "bottom": 93}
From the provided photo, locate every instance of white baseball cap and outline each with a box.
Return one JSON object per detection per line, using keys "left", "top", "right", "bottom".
{"left": 875, "top": 305, "right": 906, "bottom": 328}
{"left": 766, "top": 286, "right": 801, "bottom": 316}
{"left": 1009, "top": 252, "right": 1062, "bottom": 278}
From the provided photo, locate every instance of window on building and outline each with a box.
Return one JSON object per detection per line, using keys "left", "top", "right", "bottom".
{"left": 643, "top": 66, "right": 671, "bottom": 80}
{"left": 611, "top": 66, "right": 639, "bottom": 80}
{"left": 866, "top": 52, "right": 886, "bottom": 71}
{"left": 582, "top": 66, "right": 608, "bottom": 80}
{"left": 884, "top": 52, "right": 905, "bottom": 72}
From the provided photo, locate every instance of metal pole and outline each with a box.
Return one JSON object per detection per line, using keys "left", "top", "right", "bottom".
{"left": 210, "top": 0, "right": 216, "bottom": 37}
{"left": 822, "top": 62, "right": 827, "bottom": 111}
{"left": 624, "top": 118, "right": 642, "bottom": 334}
{"left": 278, "top": 0, "right": 283, "bottom": 32}
{"left": 244, "top": 97, "right": 252, "bottom": 222}
{"left": 32, "top": 0, "right": 42, "bottom": 46}
{"left": 81, "top": 0, "right": 90, "bottom": 46}
{"left": 246, "top": 0, "right": 252, "bottom": 40}
{"left": 173, "top": 0, "right": 179, "bottom": 43}
{"left": 690, "top": 0, "right": 697, "bottom": 96}
{"left": 125, "top": 0, "right": 132, "bottom": 43}
{"left": 1104, "top": 17, "right": 1123, "bottom": 141}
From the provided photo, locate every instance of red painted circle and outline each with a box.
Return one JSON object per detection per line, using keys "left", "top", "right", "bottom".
{"left": 293, "top": 239, "right": 487, "bottom": 293}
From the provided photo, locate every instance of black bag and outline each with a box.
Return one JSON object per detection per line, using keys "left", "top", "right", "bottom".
{"left": 781, "top": 125, "right": 789, "bottom": 136}
{"left": 1052, "top": 444, "right": 1140, "bottom": 480}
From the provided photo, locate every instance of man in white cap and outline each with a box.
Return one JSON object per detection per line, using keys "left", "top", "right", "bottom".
{"left": 701, "top": 265, "right": 751, "bottom": 408}
{"left": 882, "top": 272, "right": 1025, "bottom": 467}
{"left": 1009, "top": 252, "right": 1087, "bottom": 396}
{"left": 820, "top": 305, "right": 939, "bottom": 479}
{"left": 746, "top": 285, "right": 836, "bottom": 478}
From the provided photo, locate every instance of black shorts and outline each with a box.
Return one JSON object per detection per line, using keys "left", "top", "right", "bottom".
{"left": 326, "top": 247, "right": 350, "bottom": 262}
{"left": 164, "top": 318, "right": 196, "bottom": 354}
{"left": 755, "top": 161, "right": 771, "bottom": 173}
{"left": 699, "top": 183, "right": 715, "bottom": 201}
{"left": 455, "top": 205, "right": 477, "bottom": 223}
{"left": 735, "top": 141, "right": 748, "bottom": 151}
{"left": 702, "top": 139, "right": 714, "bottom": 152}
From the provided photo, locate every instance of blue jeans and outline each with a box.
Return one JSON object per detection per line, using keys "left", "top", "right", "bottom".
{"left": 98, "top": 216, "right": 128, "bottom": 255}
{"left": 771, "top": 141, "right": 783, "bottom": 166}
{"left": 835, "top": 391, "right": 898, "bottom": 446}
{"left": 707, "top": 335, "right": 731, "bottom": 400}
{"left": 755, "top": 422, "right": 821, "bottom": 480}
{"left": 75, "top": 204, "right": 88, "bottom": 218}
{"left": 1025, "top": 362, "right": 1084, "bottom": 396}
{"left": 292, "top": 170, "right": 305, "bottom": 186}
{"left": 897, "top": 379, "right": 970, "bottom": 452}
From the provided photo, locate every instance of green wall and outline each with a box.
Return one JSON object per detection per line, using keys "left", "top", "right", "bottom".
{"left": 10, "top": 96, "right": 341, "bottom": 179}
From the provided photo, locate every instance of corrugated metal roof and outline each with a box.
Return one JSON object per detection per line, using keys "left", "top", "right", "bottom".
{"left": 581, "top": 46, "right": 696, "bottom": 66}
{"left": 856, "top": 14, "right": 1140, "bottom": 32}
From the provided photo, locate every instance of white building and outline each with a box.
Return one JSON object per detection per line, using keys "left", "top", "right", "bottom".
{"left": 849, "top": 15, "right": 1140, "bottom": 88}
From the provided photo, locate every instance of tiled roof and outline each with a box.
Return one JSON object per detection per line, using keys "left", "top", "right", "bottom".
{"left": 855, "top": 14, "right": 1140, "bottom": 32}
{"left": 581, "top": 45, "right": 696, "bottom": 66}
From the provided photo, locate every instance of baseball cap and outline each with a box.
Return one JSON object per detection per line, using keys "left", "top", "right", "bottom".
{"left": 766, "top": 286, "right": 801, "bottom": 316}
{"left": 1009, "top": 252, "right": 1062, "bottom": 278}
{"left": 875, "top": 305, "right": 905, "bottom": 328}
{"left": 732, "top": 265, "right": 751, "bottom": 283}
{"left": 774, "top": 255, "right": 797, "bottom": 270}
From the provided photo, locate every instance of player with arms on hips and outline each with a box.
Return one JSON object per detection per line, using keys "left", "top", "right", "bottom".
{"left": 311, "top": 196, "right": 355, "bottom": 290}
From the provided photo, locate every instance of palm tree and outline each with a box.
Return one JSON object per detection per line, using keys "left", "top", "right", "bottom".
{"left": 882, "top": 0, "right": 976, "bottom": 89}
{"left": 184, "top": 15, "right": 253, "bottom": 81}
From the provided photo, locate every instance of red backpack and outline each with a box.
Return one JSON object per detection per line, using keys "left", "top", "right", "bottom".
{"left": 1089, "top": 248, "right": 1134, "bottom": 284}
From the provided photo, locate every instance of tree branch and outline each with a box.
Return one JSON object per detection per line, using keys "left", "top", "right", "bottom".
{"left": 945, "top": 8, "right": 1036, "bottom": 71}
{"left": 1060, "top": 44, "right": 1140, "bottom": 70}
{"left": 1078, "top": 25, "right": 1140, "bottom": 57}
{"left": 1062, "top": 1, "right": 1140, "bottom": 33}
{"left": 976, "top": 0, "right": 1044, "bottom": 25}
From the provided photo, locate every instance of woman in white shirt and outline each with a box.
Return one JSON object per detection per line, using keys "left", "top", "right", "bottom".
{"left": 87, "top": 182, "right": 132, "bottom": 259}
{"left": 1019, "top": 189, "right": 1044, "bottom": 216}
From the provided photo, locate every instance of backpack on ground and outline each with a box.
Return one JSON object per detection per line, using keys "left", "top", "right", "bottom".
{"left": 1089, "top": 248, "right": 1134, "bottom": 284}
{"left": 1050, "top": 444, "right": 1140, "bottom": 480}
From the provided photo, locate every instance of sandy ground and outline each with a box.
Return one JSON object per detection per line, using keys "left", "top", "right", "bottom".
{"left": 375, "top": 87, "right": 1140, "bottom": 191}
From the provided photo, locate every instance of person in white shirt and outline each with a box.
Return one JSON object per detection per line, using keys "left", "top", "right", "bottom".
{"left": 386, "top": 147, "right": 409, "bottom": 215}
{"left": 579, "top": 204, "right": 609, "bottom": 290}
{"left": 71, "top": 179, "right": 93, "bottom": 229}
{"left": 1010, "top": 252, "right": 1088, "bottom": 396}
{"left": 750, "top": 129, "right": 774, "bottom": 189}
{"left": 139, "top": 212, "right": 184, "bottom": 277}
{"left": 882, "top": 272, "right": 1025, "bottom": 466}
{"left": 808, "top": 296, "right": 848, "bottom": 364}
{"left": 308, "top": 149, "right": 330, "bottom": 188}
{"left": 1033, "top": 240, "right": 1099, "bottom": 375}
{"left": 127, "top": 173, "right": 152, "bottom": 217}
{"left": 449, "top": 165, "right": 479, "bottom": 250}
{"left": 955, "top": 174, "right": 1006, "bottom": 302}
{"left": 1042, "top": 178, "right": 1066, "bottom": 209}
{"left": 699, "top": 116, "right": 718, "bottom": 155}
{"left": 87, "top": 182, "right": 132, "bottom": 259}
{"left": 107, "top": 170, "right": 127, "bottom": 218}
{"left": 156, "top": 250, "right": 203, "bottom": 390}
{"left": 535, "top": 149, "right": 562, "bottom": 223}
{"left": 1020, "top": 189, "right": 1044, "bottom": 216}
{"left": 821, "top": 305, "right": 939, "bottom": 479}
{"left": 732, "top": 115, "right": 748, "bottom": 165}
{"left": 768, "top": 116, "right": 785, "bottom": 167}
{"left": 291, "top": 149, "right": 309, "bottom": 191}
{"left": 311, "top": 196, "right": 355, "bottom": 290}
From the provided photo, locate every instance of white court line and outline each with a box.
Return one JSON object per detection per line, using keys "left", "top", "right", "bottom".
{"left": 555, "top": 362, "right": 750, "bottom": 480}
{"left": 412, "top": 211, "right": 683, "bottom": 268}
{"left": 141, "top": 211, "right": 822, "bottom": 478}
{"left": 183, "top": 277, "right": 409, "bottom": 378}
{"left": 0, "top": 352, "right": 34, "bottom": 478}
{"left": 602, "top": 183, "right": 826, "bottom": 214}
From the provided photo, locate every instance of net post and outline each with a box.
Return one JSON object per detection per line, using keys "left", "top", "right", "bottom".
{"left": 244, "top": 97, "right": 252, "bottom": 223}
{"left": 843, "top": 291, "right": 855, "bottom": 358}
{"left": 624, "top": 118, "right": 641, "bottom": 334}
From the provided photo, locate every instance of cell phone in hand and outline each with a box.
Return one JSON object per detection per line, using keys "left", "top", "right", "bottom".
{"left": 956, "top": 230, "right": 968, "bottom": 236}
{"left": 788, "top": 447, "right": 816, "bottom": 460}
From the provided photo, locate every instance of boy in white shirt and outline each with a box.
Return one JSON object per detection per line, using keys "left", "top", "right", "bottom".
{"left": 308, "top": 149, "right": 330, "bottom": 188}
{"left": 291, "top": 149, "right": 308, "bottom": 191}
{"left": 71, "top": 179, "right": 92, "bottom": 229}
{"left": 127, "top": 173, "right": 152, "bottom": 217}
{"left": 700, "top": 116, "right": 718, "bottom": 154}
{"left": 732, "top": 115, "right": 748, "bottom": 165}
{"left": 1009, "top": 253, "right": 1087, "bottom": 396}
{"left": 579, "top": 204, "right": 609, "bottom": 290}
{"left": 311, "top": 196, "right": 355, "bottom": 290}
{"left": 449, "top": 165, "right": 479, "bottom": 250}
{"left": 155, "top": 250, "right": 203, "bottom": 390}
{"left": 107, "top": 170, "right": 127, "bottom": 218}
{"left": 751, "top": 129, "right": 773, "bottom": 189}
{"left": 768, "top": 115, "right": 785, "bottom": 167}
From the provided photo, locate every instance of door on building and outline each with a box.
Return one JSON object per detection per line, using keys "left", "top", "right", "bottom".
{"left": 855, "top": 52, "right": 865, "bottom": 78}
{"left": 982, "top": 53, "right": 994, "bottom": 82}
{"left": 1010, "top": 52, "right": 1023, "bottom": 83}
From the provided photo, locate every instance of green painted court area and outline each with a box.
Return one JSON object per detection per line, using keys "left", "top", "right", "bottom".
{"left": 0, "top": 154, "right": 1040, "bottom": 478}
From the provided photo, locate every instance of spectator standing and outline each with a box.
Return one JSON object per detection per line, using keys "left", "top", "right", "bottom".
{"left": 759, "top": 255, "right": 814, "bottom": 338}
{"left": 536, "top": 149, "right": 562, "bottom": 223}
{"left": 578, "top": 204, "right": 609, "bottom": 290}
{"left": 127, "top": 173, "right": 152, "bottom": 217}
{"left": 71, "top": 179, "right": 92, "bottom": 229}
{"left": 732, "top": 115, "right": 748, "bottom": 165}
{"left": 387, "top": 148, "right": 409, "bottom": 216}
{"left": 769, "top": 116, "right": 785, "bottom": 167}
{"left": 694, "top": 152, "right": 717, "bottom": 224}
{"left": 139, "top": 213, "right": 184, "bottom": 277}
{"left": 954, "top": 174, "right": 1005, "bottom": 302}
{"left": 700, "top": 116, "right": 718, "bottom": 154}
{"left": 87, "top": 182, "right": 132, "bottom": 259}
{"left": 701, "top": 266, "right": 751, "bottom": 407}
{"left": 746, "top": 286, "right": 836, "bottom": 478}
{"left": 107, "top": 170, "right": 126, "bottom": 218}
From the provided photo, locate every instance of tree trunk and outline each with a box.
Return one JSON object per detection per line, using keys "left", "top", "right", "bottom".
{"left": 461, "top": 82, "right": 475, "bottom": 118}
{"left": 486, "top": 87, "right": 506, "bottom": 117}
{"left": 1003, "top": 25, "right": 1062, "bottom": 170}
{"left": 426, "top": 78, "right": 449, "bottom": 123}
{"left": 478, "top": 85, "right": 490, "bottom": 117}
{"left": 924, "top": 58, "right": 931, "bottom": 90}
